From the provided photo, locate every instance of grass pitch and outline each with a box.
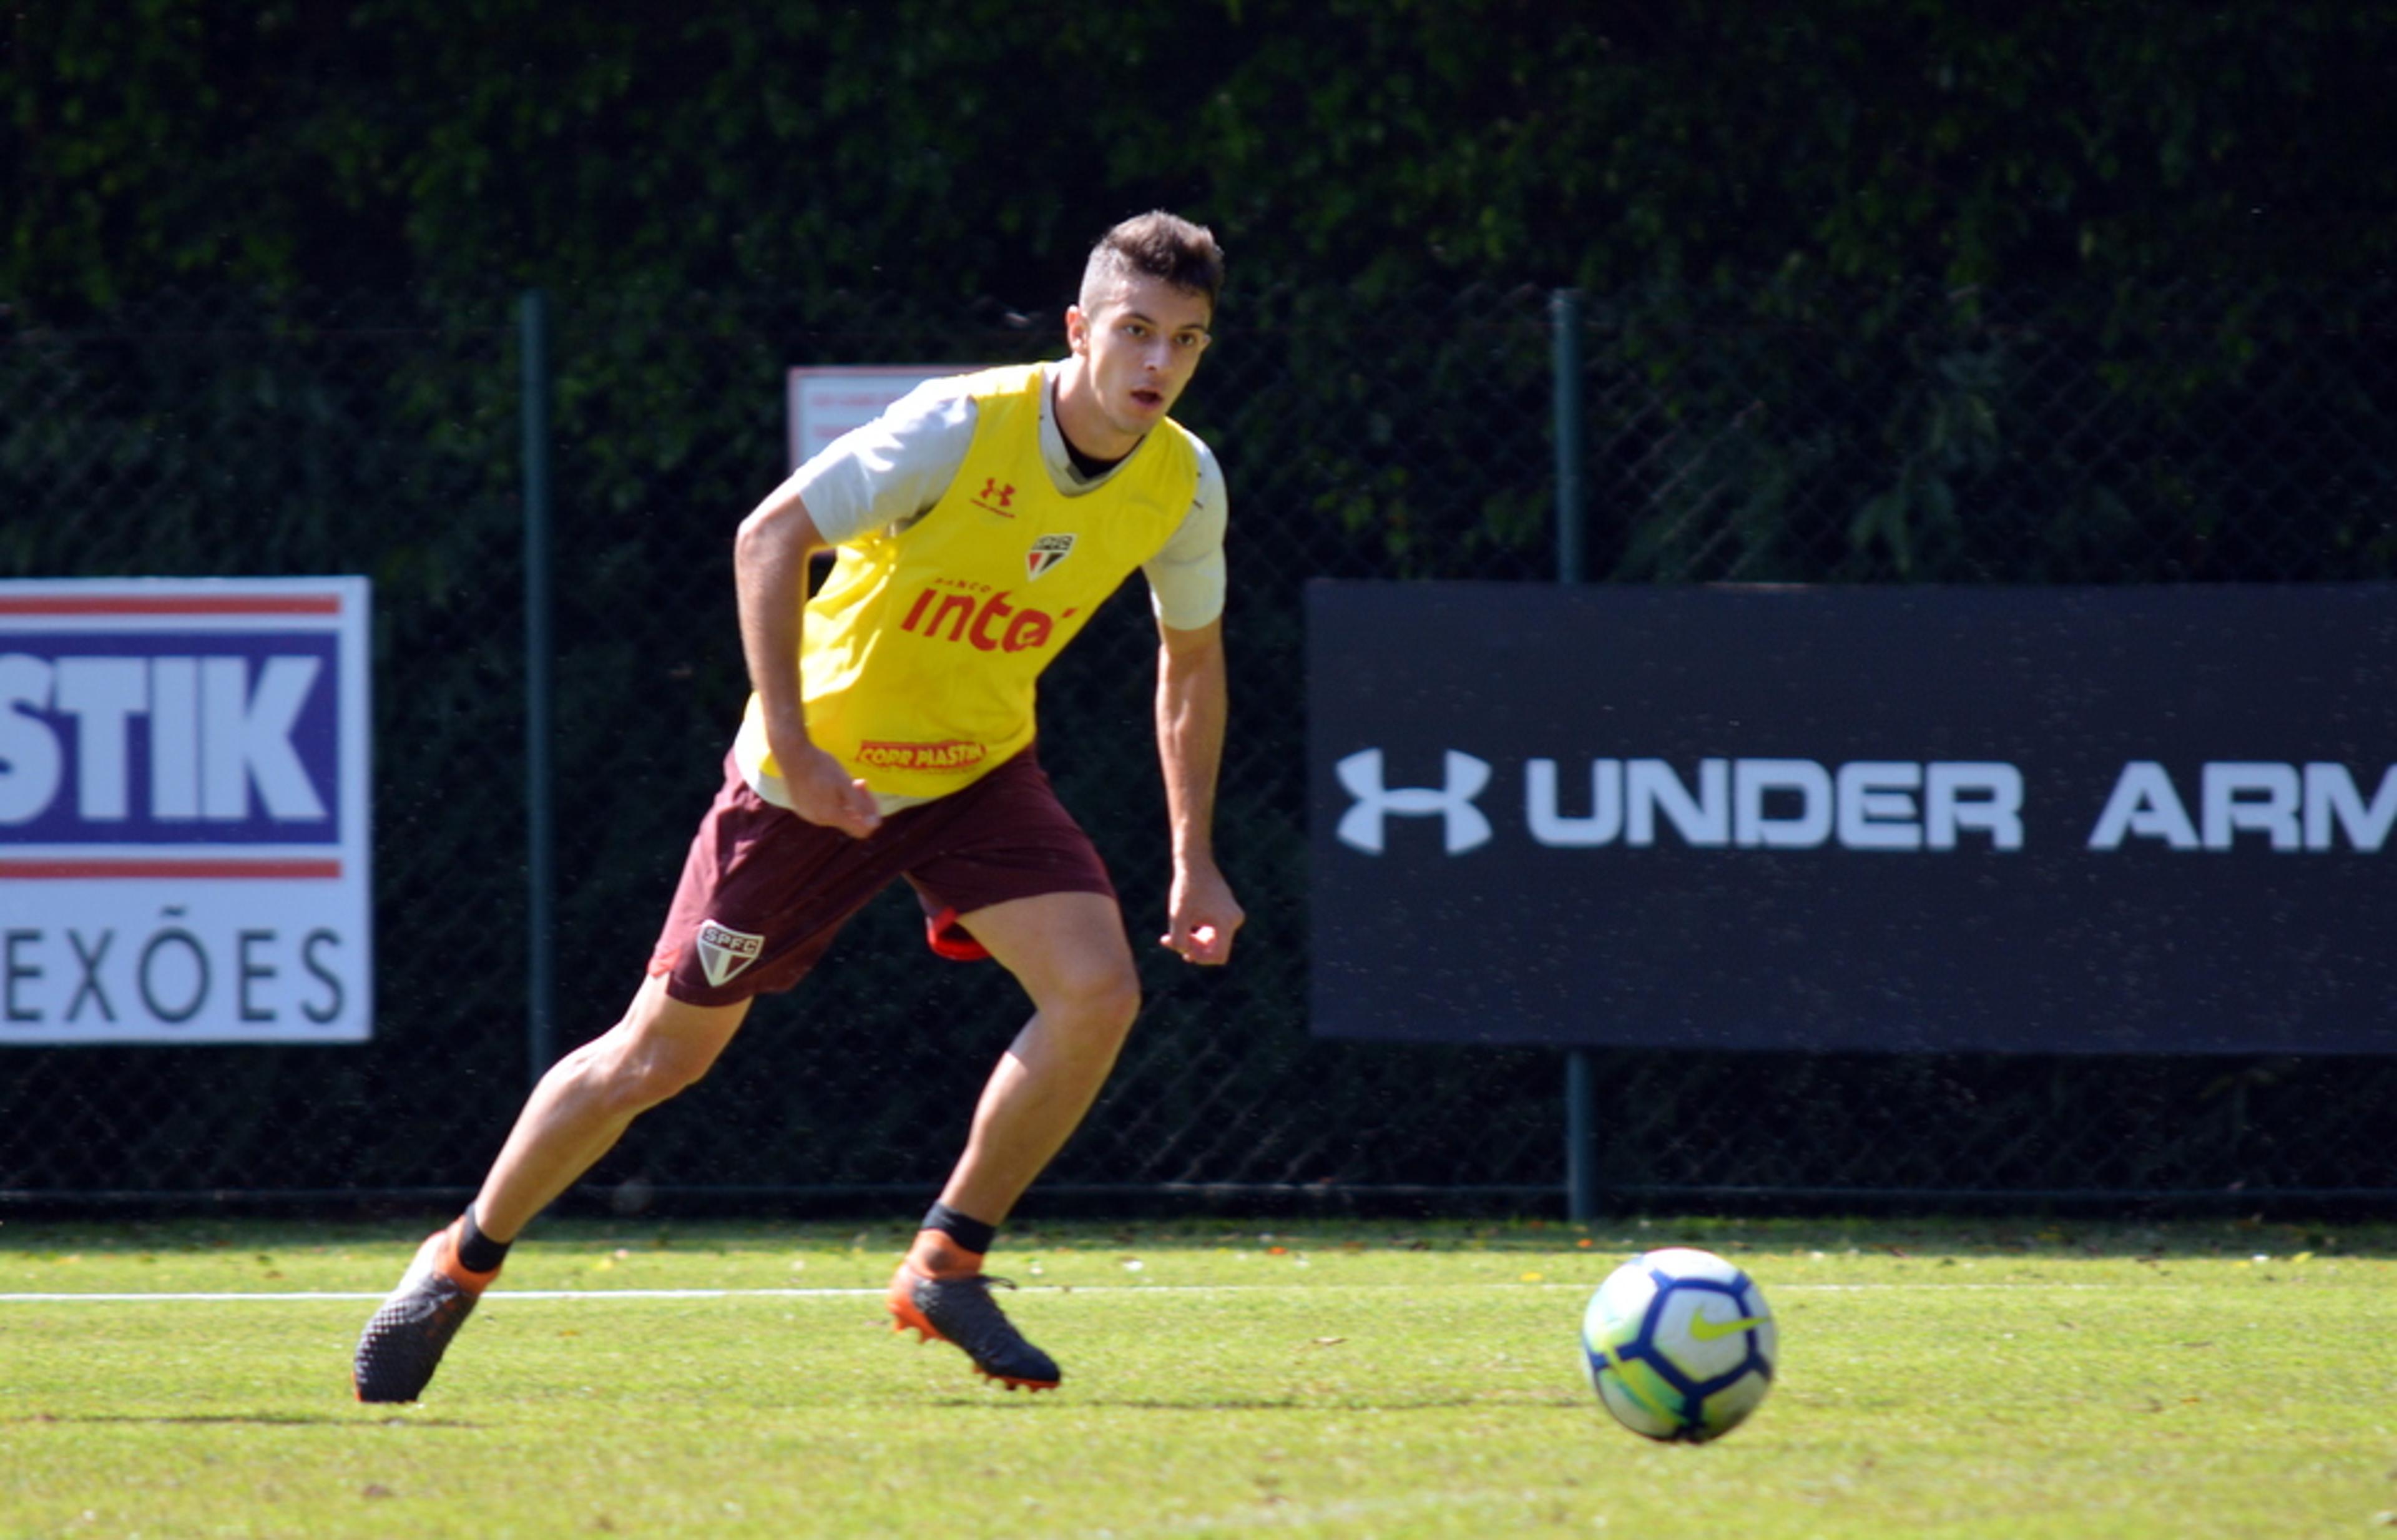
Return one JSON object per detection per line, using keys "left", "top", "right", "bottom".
{"left": 2, "top": 1213, "right": 2393, "bottom": 1538}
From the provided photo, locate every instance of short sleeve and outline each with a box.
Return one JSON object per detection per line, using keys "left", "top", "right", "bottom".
{"left": 1144, "top": 438, "right": 1228, "bottom": 630}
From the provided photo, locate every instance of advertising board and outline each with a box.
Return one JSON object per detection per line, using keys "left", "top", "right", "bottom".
{"left": 1308, "top": 582, "right": 2397, "bottom": 1054}
{"left": 0, "top": 579, "right": 373, "bottom": 1044}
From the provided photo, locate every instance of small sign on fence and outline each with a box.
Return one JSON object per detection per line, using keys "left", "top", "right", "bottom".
{"left": 785, "top": 365, "right": 975, "bottom": 471}
{"left": 1308, "top": 581, "right": 2397, "bottom": 1055}
{"left": 0, "top": 578, "right": 374, "bottom": 1044}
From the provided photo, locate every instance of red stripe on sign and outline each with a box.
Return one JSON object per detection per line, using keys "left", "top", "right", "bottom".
{"left": 0, "top": 860, "right": 344, "bottom": 879}
{"left": 0, "top": 595, "right": 343, "bottom": 616}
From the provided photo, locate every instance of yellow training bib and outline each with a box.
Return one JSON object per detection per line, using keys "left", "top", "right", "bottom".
{"left": 738, "top": 363, "right": 1200, "bottom": 801}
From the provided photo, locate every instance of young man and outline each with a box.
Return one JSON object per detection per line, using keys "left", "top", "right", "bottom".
{"left": 353, "top": 211, "right": 1242, "bottom": 1400}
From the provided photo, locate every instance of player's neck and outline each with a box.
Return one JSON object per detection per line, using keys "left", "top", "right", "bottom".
{"left": 1052, "top": 362, "right": 1143, "bottom": 465}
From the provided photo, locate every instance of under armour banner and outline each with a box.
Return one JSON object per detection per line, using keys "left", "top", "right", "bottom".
{"left": 1306, "top": 581, "right": 2397, "bottom": 1054}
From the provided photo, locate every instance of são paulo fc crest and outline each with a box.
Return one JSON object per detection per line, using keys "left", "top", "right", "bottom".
{"left": 695, "top": 919, "right": 765, "bottom": 988}
{"left": 1026, "top": 533, "right": 1076, "bottom": 581}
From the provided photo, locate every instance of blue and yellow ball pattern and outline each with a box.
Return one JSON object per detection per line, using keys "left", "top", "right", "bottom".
{"left": 1581, "top": 1246, "right": 1777, "bottom": 1442}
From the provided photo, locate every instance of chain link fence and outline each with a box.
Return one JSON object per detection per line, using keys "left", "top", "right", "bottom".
{"left": 2, "top": 280, "right": 2392, "bottom": 1211}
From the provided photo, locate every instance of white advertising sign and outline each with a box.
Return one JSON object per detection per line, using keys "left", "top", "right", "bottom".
{"left": 0, "top": 578, "right": 373, "bottom": 1044}
{"left": 785, "top": 365, "right": 975, "bottom": 471}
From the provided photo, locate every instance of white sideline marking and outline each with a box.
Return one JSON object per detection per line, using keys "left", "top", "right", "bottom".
{"left": 0, "top": 1280, "right": 2105, "bottom": 1305}
{"left": 0, "top": 1288, "right": 878, "bottom": 1303}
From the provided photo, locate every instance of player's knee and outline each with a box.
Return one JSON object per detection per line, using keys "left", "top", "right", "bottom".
{"left": 1048, "top": 958, "right": 1141, "bottom": 1038}
{"left": 578, "top": 1025, "right": 716, "bottom": 1116}
{"left": 624, "top": 1046, "right": 715, "bottom": 1109}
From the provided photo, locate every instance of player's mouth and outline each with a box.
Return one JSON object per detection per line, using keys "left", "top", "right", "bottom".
{"left": 1128, "top": 386, "right": 1165, "bottom": 411}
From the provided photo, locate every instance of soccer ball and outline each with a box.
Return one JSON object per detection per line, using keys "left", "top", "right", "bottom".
{"left": 1581, "top": 1247, "right": 1777, "bottom": 1443}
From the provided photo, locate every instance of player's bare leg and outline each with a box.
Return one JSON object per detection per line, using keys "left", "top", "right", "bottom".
{"left": 473, "top": 973, "right": 753, "bottom": 1240}
{"left": 354, "top": 974, "right": 749, "bottom": 1401}
{"left": 935, "top": 891, "right": 1142, "bottom": 1222}
{"left": 888, "top": 891, "right": 1139, "bottom": 1389}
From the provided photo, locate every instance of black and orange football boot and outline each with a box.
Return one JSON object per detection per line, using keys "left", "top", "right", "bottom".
{"left": 888, "top": 1262, "right": 1061, "bottom": 1391}
{"left": 352, "top": 1220, "right": 501, "bottom": 1403}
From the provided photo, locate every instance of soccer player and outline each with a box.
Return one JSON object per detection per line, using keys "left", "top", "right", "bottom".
{"left": 353, "top": 211, "right": 1243, "bottom": 1401}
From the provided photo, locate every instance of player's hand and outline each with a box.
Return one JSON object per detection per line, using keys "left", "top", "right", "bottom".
{"left": 777, "top": 739, "right": 881, "bottom": 840}
{"left": 1160, "top": 862, "right": 1242, "bottom": 965}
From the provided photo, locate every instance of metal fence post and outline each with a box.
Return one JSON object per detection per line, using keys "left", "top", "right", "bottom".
{"left": 521, "top": 289, "right": 557, "bottom": 1086}
{"left": 1552, "top": 288, "right": 1598, "bottom": 1223}
{"left": 1553, "top": 289, "right": 1586, "bottom": 587}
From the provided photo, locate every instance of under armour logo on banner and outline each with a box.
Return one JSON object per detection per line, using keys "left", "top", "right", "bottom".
{"left": 1335, "top": 748, "right": 1493, "bottom": 855}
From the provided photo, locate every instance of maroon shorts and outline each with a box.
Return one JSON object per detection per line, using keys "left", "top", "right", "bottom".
{"left": 646, "top": 747, "right": 1117, "bottom": 1007}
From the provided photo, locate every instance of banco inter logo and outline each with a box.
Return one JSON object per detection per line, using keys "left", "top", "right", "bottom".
{"left": 897, "top": 580, "right": 1080, "bottom": 655}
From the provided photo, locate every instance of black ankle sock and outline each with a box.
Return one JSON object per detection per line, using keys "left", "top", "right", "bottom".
{"left": 921, "top": 1200, "right": 996, "bottom": 1257}
{"left": 456, "top": 1205, "right": 512, "bottom": 1274}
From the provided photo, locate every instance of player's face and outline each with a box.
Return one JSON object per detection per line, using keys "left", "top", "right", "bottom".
{"left": 1064, "top": 273, "right": 1213, "bottom": 453}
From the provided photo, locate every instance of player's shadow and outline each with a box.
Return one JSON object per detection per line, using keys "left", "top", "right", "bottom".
{"left": 13, "top": 1411, "right": 482, "bottom": 1429}
{"left": 931, "top": 1395, "right": 1571, "bottom": 1412}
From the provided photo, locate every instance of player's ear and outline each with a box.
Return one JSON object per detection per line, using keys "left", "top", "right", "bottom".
{"left": 1064, "top": 304, "right": 1090, "bottom": 355}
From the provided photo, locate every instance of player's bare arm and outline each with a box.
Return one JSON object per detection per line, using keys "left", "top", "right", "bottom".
{"left": 733, "top": 486, "right": 880, "bottom": 838}
{"left": 1155, "top": 615, "right": 1241, "bottom": 964}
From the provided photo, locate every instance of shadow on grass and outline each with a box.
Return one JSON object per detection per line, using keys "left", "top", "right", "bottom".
{"left": 9, "top": 1411, "right": 483, "bottom": 1429}
{"left": 924, "top": 1395, "right": 1588, "bottom": 1413}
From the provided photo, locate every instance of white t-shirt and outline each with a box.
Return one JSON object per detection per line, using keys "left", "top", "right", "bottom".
{"left": 782, "top": 360, "right": 1227, "bottom": 630}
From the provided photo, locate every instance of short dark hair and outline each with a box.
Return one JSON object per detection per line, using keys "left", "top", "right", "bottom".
{"left": 1081, "top": 210, "right": 1225, "bottom": 312}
